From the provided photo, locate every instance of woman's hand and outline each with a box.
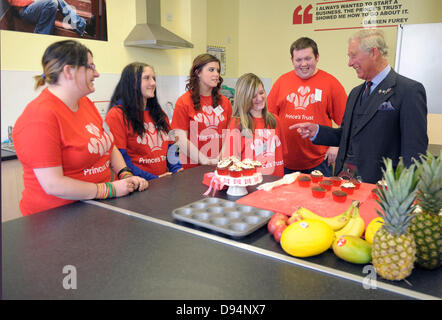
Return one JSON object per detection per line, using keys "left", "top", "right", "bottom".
{"left": 113, "top": 176, "right": 149, "bottom": 197}
{"left": 158, "top": 172, "right": 172, "bottom": 178}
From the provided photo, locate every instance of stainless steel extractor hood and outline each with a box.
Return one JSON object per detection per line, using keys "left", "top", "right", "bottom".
{"left": 125, "top": 0, "right": 193, "bottom": 49}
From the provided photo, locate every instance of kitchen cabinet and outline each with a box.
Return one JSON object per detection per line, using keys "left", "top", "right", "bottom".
{"left": 1, "top": 158, "right": 24, "bottom": 222}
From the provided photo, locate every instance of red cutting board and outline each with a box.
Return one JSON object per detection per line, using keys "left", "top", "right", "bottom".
{"left": 236, "top": 181, "right": 379, "bottom": 227}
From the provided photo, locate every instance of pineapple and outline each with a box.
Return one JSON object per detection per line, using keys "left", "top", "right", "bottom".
{"left": 409, "top": 151, "right": 442, "bottom": 269}
{"left": 372, "top": 158, "right": 419, "bottom": 281}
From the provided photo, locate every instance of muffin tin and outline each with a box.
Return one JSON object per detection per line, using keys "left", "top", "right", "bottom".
{"left": 172, "top": 197, "right": 274, "bottom": 237}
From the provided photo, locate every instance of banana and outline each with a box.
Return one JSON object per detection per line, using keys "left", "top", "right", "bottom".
{"left": 334, "top": 201, "right": 365, "bottom": 238}
{"left": 296, "top": 203, "right": 353, "bottom": 231}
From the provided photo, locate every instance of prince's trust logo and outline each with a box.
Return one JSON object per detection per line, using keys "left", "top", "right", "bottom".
{"left": 136, "top": 122, "right": 169, "bottom": 152}
{"left": 286, "top": 86, "right": 316, "bottom": 110}
{"left": 193, "top": 105, "right": 225, "bottom": 129}
{"left": 86, "top": 123, "right": 113, "bottom": 156}
{"left": 250, "top": 129, "right": 281, "bottom": 158}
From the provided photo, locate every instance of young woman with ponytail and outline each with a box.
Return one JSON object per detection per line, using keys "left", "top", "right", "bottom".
{"left": 12, "top": 40, "right": 148, "bottom": 215}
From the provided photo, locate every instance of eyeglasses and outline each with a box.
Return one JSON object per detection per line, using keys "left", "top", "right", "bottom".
{"left": 85, "top": 63, "right": 96, "bottom": 71}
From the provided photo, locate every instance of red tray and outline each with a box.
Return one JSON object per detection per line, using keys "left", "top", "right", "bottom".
{"left": 235, "top": 181, "right": 380, "bottom": 228}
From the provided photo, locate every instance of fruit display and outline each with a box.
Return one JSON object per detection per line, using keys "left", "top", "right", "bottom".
{"left": 365, "top": 217, "right": 384, "bottom": 244}
{"left": 295, "top": 204, "right": 353, "bottom": 231}
{"left": 409, "top": 151, "right": 442, "bottom": 270}
{"left": 334, "top": 201, "right": 365, "bottom": 239}
{"left": 280, "top": 219, "right": 334, "bottom": 257}
{"left": 332, "top": 235, "right": 372, "bottom": 264}
{"left": 372, "top": 158, "right": 419, "bottom": 281}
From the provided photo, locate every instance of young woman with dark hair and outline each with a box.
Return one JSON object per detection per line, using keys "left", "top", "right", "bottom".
{"left": 106, "top": 62, "right": 182, "bottom": 181}
{"left": 12, "top": 40, "right": 148, "bottom": 215}
{"left": 171, "top": 54, "right": 232, "bottom": 169}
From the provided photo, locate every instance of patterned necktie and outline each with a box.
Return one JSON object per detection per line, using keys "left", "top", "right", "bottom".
{"left": 361, "top": 81, "right": 373, "bottom": 102}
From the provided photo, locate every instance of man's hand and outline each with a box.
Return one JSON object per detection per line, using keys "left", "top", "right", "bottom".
{"left": 289, "top": 122, "right": 319, "bottom": 139}
{"left": 324, "top": 146, "right": 339, "bottom": 166}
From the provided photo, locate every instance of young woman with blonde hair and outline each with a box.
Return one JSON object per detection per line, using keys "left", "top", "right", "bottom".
{"left": 224, "top": 73, "right": 286, "bottom": 176}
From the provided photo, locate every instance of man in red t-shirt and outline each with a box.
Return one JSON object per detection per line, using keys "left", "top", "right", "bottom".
{"left": 267, "top": 37, "right": 347, "bottom": 176}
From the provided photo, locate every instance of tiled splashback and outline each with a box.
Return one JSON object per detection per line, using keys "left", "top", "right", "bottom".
{"left": 1, "top": 70, "right": 271, "bottom": 141}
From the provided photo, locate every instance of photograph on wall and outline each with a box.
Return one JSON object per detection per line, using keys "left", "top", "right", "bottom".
{"left": 0, "top": 0, "right": 108, "bottom": 41}
{"left": 207, "top": 45, "right": 226, "bottom": 75}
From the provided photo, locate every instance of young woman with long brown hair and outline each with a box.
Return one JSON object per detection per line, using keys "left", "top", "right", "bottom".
{"left": 171, "top": 53, "right": 232, "bottom": 169}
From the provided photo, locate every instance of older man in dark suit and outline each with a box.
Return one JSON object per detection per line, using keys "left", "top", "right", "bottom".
{"left": 291, "top": 29, "right": 428, "bottom": 183}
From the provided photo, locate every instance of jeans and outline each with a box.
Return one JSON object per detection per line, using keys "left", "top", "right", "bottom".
{"left": 284, "top": 158, "right": 334, "bottom": 177}
{"left": 19, "top": 0, "right": 86, "bottom": 35}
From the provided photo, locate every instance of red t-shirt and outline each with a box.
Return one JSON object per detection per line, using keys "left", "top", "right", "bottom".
{"left": 105, "top": 107, "right": 172, "bottom": 176}
{"left": 224, "top": 116, "right": 286, "bottom": 177}
{"left": 12, "top": 88, "right": 114, "bottom": 215}
{"left": 171, "top": 91, "right": 232, "bottom": 169}
{"left": 8, "top": 0, "right": 33, "bottom": 7}
{"left": 267, "top": 69, "right": 347, "bottom": 170}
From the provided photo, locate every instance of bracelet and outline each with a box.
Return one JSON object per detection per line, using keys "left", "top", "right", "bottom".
{"left": 117, "top": 166, "right": 133, "bottom": 180}
{"left": 95, "top": 182, "right": 117, "bottom": 199}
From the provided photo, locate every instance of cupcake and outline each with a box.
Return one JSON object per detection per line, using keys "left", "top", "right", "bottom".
{"left": 216, "top": 159, "right": 232, "bottom": 176}
{"left": 297, "top": 175, "right": 312, "bottom": 187}
{"left": 332, "top": 190, "right": 348, "bottom": 203}
{"left": 350, "top": 178, "right": 362, "bottom": 190}
{"left": 329, "top": 176, "right": 343, "bottom": 186}
{"left": 340, "top": 182, "right": 356, "bottom": 195}
{"left": 310, "top": 170, "right": 324, "bottom": 183}
{"left": 229, "top": 156, "right": 241, "bottom": 164}
{"left": 241, "top": 158, "right": 255, "bottom": 166}
{"left": 241, "top": 163, "right": 256, "bottom": 176}
{"left": 319, "top": 180, "right": 333, "bottom": 191}
{"left": 311, "top": 186, "right": 326, "bottom": 198}
{"left": 228, "top": 164, "right": 243, "bottom": 178}
{"left": 251, "top": 159, "right": 262, "bottom": 168}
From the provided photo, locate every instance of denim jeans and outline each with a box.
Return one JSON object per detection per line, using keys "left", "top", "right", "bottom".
{"left": 19, "top": 0, "right": 86, "bottom": 35}
{"left": 284, "top": 158, "right": 334, "bottom": 177}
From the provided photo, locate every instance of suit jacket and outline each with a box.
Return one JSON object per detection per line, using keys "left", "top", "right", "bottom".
{"left": 314, "top": 68, "right": 428, "bottom": 183}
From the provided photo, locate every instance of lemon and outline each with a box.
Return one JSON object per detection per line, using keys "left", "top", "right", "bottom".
{"left": 280, "top": 219, "right": 334, "bottom": 257}
{"left": 364, "top": 217, "right": 384, "bottom": 244}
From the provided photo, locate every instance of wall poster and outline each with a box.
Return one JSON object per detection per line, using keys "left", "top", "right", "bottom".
{"left": 0, "top": 0, "right": 108, "bottom": 41}
{"left": 207, "top": 45, "right": 226, "bottom": 76}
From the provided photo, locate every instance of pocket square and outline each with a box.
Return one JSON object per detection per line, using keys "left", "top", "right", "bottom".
{"left": 378, "top": 101, "right": 395, "bottom": 111}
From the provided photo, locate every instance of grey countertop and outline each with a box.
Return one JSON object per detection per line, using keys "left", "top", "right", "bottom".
{"left": 2, "top": 165, "right": 441, "bottom": 300}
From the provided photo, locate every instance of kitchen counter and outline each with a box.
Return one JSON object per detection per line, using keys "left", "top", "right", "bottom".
{"left": 1, "top": 149, "right": 17, "bottom": 161}
{"left": 2, "top": 166, "right": 441, "bottom": 300}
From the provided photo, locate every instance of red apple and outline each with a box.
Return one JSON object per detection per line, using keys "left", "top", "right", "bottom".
{"left": 273, "top": 223, "right": 287, "bottom": 243}
{"left": 267, "top": 213, "right": 288, "bottom": 233}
